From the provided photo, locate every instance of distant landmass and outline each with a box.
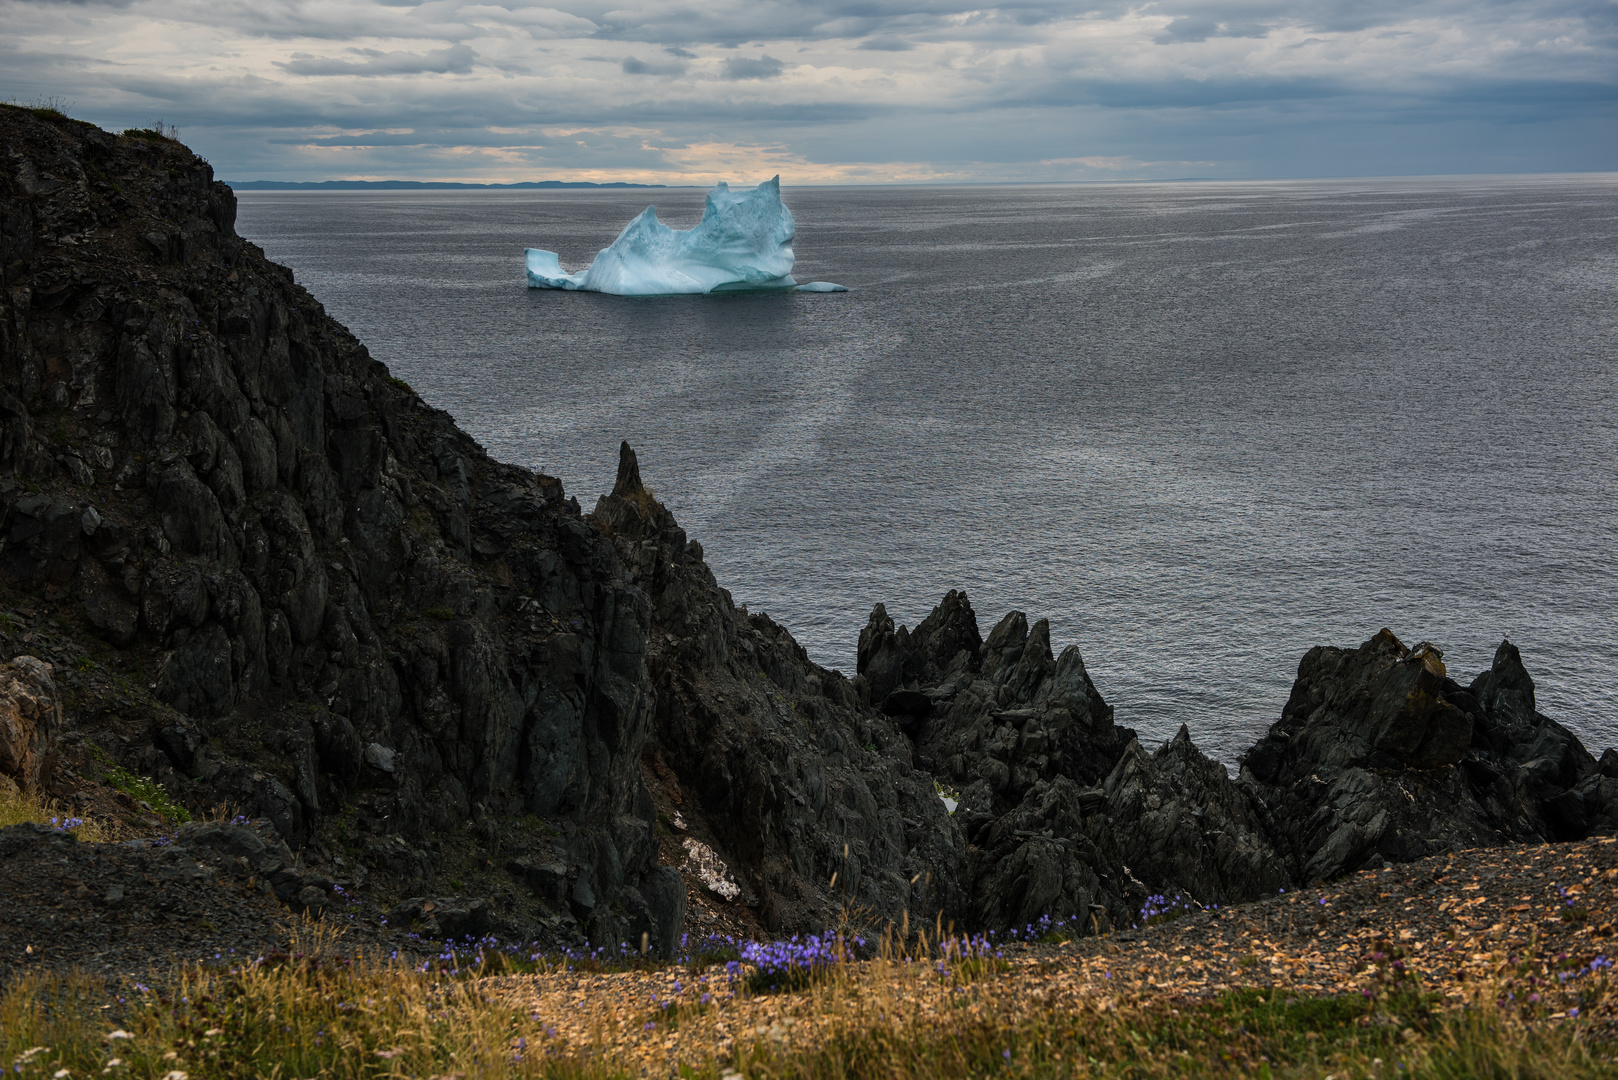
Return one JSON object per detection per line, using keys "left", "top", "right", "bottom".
{"left": 227, "top": 179, "right": 670, "bottom": 190}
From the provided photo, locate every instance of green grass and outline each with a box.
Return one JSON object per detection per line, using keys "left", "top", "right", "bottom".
{"left": 88, "top": 743, "right": 192, "bottom": 825}
{"left": 731, "top": 983, "right": 1615, "bottom": 1080}
{"left": 101, "top": 765, "right": 191, "bottom": 824}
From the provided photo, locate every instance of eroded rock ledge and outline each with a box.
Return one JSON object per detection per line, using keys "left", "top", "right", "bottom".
{"left": 2, "top": 105, "right": 1614, "bottom": 954}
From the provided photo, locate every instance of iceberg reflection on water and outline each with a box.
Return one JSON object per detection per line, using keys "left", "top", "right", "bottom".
{"left": 524, "top": 175, "right": 846, "bottom": 296}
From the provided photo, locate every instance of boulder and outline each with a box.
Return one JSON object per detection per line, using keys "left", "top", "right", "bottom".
{"left": 0, "top": 656, "right": 61, "bottom": 794}
{"left": 388, "top": 896, "right": 494, "bottom": 942}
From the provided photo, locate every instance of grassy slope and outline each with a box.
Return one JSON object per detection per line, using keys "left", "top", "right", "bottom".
{"left": 2, "top": 911, "right": 1614, "bottom": 1080}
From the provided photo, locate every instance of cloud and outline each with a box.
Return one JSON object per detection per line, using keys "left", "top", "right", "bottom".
{"left": 857, "top": 35, "right": 913, "bottom": 51}
{"left": 721, "top": 55, "right": 785, "bottom": 79}
{"left": 0, "top": 0, "right": 1613, "bottom": 184}
{"left": 1154, "top": 16, "right": 1271, "bottom": 44}
{"left": 278, "top": 44, "right": 475, "bottom": 76}
{"left": 622, "top": 54, "right": 688, "bottom": 75}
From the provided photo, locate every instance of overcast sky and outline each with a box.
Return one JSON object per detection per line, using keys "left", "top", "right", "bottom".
{"left": 3, "top": 0, "right": 1615, "bottom": 183}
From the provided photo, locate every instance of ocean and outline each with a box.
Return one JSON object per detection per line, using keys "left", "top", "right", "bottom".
{"left": 234, "top": 176, "right": 1618, "bottom": 768}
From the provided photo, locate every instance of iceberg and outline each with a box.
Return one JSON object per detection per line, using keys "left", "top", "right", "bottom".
{"left": 525, "top": 175, "right": 846, "bottom": 295}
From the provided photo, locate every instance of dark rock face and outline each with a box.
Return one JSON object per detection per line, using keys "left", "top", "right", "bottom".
{"left": 593, "top": 445, "right": 968, "bottom": 934}
{"left": 1, "top": 106, "right": 1613, "bottom": 950}
{"left": 1242, "top": 632, "right": 1612, "bottom": 883}
{"left": 907, "top": 606, "right": 1141, "bottom": 928}
{"left": 849, "top": 596, "right": 1271, "bottom": 929}
{"left": 0, "top": 107, "right": 674, "bottom": 950}
{"left": 1253, "top": 630, "right": 1473, "bottom": 775}
{"left": 388, "top": 896, "right": 494, "bottom": 941}
{"left": 1103, "top": 726, "right": 1289, "bottom": 906}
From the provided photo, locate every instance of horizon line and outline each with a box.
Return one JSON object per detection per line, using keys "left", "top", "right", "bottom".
{"left": 226, "top": 170, "right": 1618, "bottom": 191}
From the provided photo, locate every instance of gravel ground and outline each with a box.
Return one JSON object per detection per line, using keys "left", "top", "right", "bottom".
{"left": 0, "top": 824, "right": 296, "bottom": 984}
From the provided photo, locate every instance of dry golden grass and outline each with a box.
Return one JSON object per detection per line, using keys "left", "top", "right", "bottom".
{"left": 0, "top": 786, "right": 112, "bottom": 842}
{"left": 6, "top": 840, "right": 1618, "bottom": 1078}
{"left": 4, "top": 915, "right": 1616, "bottom": 1080}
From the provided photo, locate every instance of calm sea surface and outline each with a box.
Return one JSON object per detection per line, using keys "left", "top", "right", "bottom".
{"left": 235, "top": 177, "right": 1618, "bottom": 767}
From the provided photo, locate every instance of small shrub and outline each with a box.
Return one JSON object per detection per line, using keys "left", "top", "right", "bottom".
{"left": 103, "top": 765, "right": 191, "bottom": 823}
{"left": 124, "top": 120, "right": 181, "bottom": 143}
{"left": 88, "top": 744, "right": 191, "bottom": 824}
{"left": 424, "top": 606, "right": 456, "bottom": 621}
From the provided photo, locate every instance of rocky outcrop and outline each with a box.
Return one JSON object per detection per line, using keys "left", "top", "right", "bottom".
{"left": 595, "top": 443, "right": 968, "bottom": 934}
{"left": 1241, "top": 632, "right": 1617, "bottom": 883}
{"left": 0, "top": 106, "right": 674, "bottom": 951}
{"left": 899, "top": 603, "right": 1139, "bottom": 928}
{"left": 1102, "top": 726, "right": 1289, "bottom": 905}
{"left": 849, "top": 594, "right": 1283, "bottom": 928}
{"left": 0, "top": 655, "right": 60, "bottom": 794}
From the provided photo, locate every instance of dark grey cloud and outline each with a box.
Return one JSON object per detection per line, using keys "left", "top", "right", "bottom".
{"left": 576, "top": 0, "right": 1071, "bottom": 46}
{"left": 858, "top": 35, "right": 914, "bottom": 50}
{"left": 1056, "top": 75, "right": 1341, "bottom": 110}
{"left": 278, "top": 44, "right": 475, "bottom": 76}
{"left": 1429, "top": 77, "right": 1618, "bottom": 109}
{"left": 721, "top": 55, "right": 785, "bottom": 78}
{"left": 5, "top": 0, "right": 1617, "bottom": 184}
{"left": 276, "top": 130, "right": 445, "bottom": 146}
{"left": 622, "top": 55, "right": 688, "bottom": 75}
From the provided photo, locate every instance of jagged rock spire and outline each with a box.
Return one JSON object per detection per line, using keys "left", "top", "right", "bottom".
{"left": 613, "top": 440, "right": 644, "bottom": 498}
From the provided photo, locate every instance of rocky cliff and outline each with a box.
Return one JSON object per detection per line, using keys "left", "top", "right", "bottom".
{"left": 3, "top": 104, "right": 1614, "bottom": 951}
{"left": 0, "top": 104, "right": 683, "bottom": 950}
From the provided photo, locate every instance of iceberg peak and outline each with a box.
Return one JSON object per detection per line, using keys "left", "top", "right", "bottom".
{"left": 525, "top": 176, "right": 844, "bottom": 295}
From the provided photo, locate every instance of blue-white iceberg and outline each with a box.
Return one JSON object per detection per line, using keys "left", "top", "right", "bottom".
{"left": 525, "top": 176, "right": 846, "bottom": 295}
